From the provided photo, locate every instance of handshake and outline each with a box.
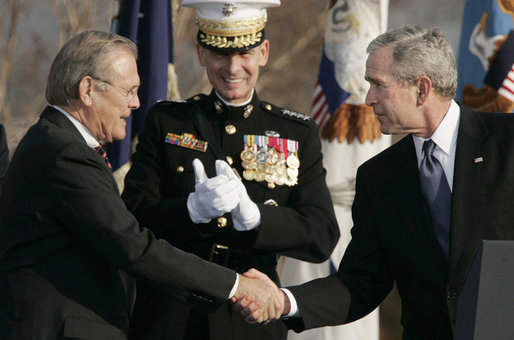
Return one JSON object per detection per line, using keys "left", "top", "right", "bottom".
{"left": 187, "top": 158, "right": 260, "bottom": 231}
{"left": 232, "top": 268, "right": 292, "bottom": 324}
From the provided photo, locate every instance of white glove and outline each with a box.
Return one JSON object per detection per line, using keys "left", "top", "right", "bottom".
{"left": 215, "top": 160, "right": 261, "bottom": 231}
{"left": 187, "top": 159, "right": 241, "bottom": 224}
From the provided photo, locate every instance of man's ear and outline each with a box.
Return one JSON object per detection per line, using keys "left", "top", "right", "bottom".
{"left": 78, "top": 76, "right": 94, "bottom": 107}
{"left": 196, "top": 43, "right": 206, "bottom": 67}
{"left": 417, "top": 76, "right": 431, "bottom": 105}
{"left": 258, "top": 40, "right": 269, "bottom": 67}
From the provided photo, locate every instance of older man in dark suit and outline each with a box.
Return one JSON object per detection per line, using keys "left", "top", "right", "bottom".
{"left": 0, "top": 30, "right": 282, "bottom": 340}
{"left": 237, "top": 25, "right": 514, "bottom": 339}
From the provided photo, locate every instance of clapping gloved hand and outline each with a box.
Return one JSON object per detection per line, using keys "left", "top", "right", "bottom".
{"left": 215, "top": 160, "right": 261, "bottom": 231}
{"left": 187, "top": 159, "right": 241, "bottom": 224}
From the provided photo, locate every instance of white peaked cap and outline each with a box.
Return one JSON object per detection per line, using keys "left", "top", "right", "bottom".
{"left": 182, "top": 0, "right": 281, "bottom": 51}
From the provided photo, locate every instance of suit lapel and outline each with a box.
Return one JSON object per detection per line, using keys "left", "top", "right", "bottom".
{"left": 449, "top": 105, "right": 489, "bottom": 279}
{"left": 41, "top": 106, "right": 89, "bottom": 145}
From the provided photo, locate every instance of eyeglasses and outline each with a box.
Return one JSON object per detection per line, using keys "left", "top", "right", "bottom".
{"left": 91, "top": 76, "right": 140, "bottom": 103}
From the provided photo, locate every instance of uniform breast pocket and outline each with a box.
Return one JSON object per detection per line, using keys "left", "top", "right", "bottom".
{"left": 163, "top": 160, "right": 195, "bottom": 197}
{"left": 162, "top": 144, "right": 214, "bottom": 196}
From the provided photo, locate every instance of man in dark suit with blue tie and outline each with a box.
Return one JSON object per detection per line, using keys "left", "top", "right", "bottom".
{"left": 236, "top": 25, "right": 514, "bottom": 339}
{"left": 0, "top": 30, "right": 282, "bottom": 340}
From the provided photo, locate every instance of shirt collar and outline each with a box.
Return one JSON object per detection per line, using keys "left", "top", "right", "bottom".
{"left": 52, "top": 105, "right": 100, "bottom": 149}
{"left": 413, "top": 100, "right": 460, "bottom": 157}
{"left": 214, "top": 90, "right": 254, "bottom": 107}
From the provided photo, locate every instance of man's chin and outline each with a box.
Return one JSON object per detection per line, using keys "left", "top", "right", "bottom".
{"left": 217, "top": 89, "right": 249, "bottom": 103}
{"left": 112, "top": 132, "right": 126, "bottom": 142}
{"left": 378, "top": 126, "right": 392, "bottom": 135}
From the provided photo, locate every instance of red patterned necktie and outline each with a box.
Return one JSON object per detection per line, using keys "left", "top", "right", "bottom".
{"left": 95, "top": 145, "right": 112, "bottom": 169}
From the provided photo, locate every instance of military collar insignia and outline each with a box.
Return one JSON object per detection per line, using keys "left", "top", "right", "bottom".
{"left": 164, "top": 132, "right": 208, "bottom": 152}
{"left": 213, "top": 99, "right": 254, "bottom": 119}
{"left": 214, "top": 100, "right": 223, "bottom": 114}
{"left": 243, "top": 104, "right": 254, "bottom": 118}
{"left": 281, "top": 108, "right": 310, "bottom": 120}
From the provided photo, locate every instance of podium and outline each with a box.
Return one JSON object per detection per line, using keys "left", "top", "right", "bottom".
{"left": 454, "top": 240, "right": 514, "bottom": 340}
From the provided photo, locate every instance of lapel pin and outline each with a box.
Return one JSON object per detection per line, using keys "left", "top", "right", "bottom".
{"left": 474, "top": 157, "right": 483, "bottom": 163}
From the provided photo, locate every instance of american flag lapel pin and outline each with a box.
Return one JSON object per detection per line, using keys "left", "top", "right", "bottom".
{"left": 474, "top": 156, "right": 483, "bottom": 163}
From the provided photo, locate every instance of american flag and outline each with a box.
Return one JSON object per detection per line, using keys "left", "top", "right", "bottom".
{"left": 498, "top": 63, "right": 514, "bottom": 102}
{"left": 310, "top": 48, "right": 350, "bottom": 130}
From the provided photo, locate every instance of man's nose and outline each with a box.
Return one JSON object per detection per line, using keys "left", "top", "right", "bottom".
{"left": 130, "top": 93, "right": 140, "bottom": 109}
{"left": 226, "top": 55, "right": 241, "bottom": 73}
{"left": 365, "top": 89, "right": 375, "bottom": 106}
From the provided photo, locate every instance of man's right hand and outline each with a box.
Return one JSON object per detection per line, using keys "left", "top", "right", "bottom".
{"left": 187, "top": 158, "right": 241, "bottom": 223}
{"left": 232, "top": 269, "right": 285, "bottom": 324}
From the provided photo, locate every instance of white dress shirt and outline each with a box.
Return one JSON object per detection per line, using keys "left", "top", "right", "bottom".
{"left": 412, "top": 100, "right": 460, "bottom": 191}
{"left": 52, "top": 105, "right": 101, "bottom": 149}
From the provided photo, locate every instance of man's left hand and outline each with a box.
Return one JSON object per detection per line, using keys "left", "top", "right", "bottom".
{"left": 215, "top": 160, "right": 261, "bottom": 231}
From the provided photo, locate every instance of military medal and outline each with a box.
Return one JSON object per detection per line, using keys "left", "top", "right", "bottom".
{"left": 286, "top": 154, "right": 300, "bottom": 169}
{"left": 240, "top": 148, "right": 256, "bottom": 162}
{"left": 287, "top": 167, "right": 298, "bottom": 178}
{"left": 243, "top": 169, "right": 256, "bottom": 181}
{"left": 241, "top": 134, "right": 300, "bottom": 187}
{"left": 283, "top": 138, "right": 298, "bottom": 186}
{"left": 255, "top": 171, "right": 265, "bottom": 182}
{"left": 242, "top": 161, "right": 257, "bottom": 170}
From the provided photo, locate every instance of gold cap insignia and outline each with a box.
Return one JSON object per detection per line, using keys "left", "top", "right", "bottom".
{"left": 223, "top": 3, "right": 237, "bottom": 16}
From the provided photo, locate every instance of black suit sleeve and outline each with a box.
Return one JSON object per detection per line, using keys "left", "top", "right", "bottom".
{"left": 285, "top": 166, "right": 394, "bottom": 331}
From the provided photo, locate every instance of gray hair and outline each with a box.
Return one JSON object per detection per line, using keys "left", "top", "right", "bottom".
{"left": 46, "top": 30, "right": 137, "bottom": 106}
{"left": 367, "top": 25, "right": 457, "bottom": 99}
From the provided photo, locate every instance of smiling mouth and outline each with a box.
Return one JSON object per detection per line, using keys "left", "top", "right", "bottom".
{"left": 223, "top": 77, "right": 243, "bottom": 84}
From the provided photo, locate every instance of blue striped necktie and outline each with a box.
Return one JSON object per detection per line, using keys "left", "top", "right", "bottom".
{"left": 419, "top": 139, "right": 451, "bottom": 261}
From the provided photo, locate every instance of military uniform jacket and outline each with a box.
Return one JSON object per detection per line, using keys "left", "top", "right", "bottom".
{"left": 0, "top": 107, "right": 236, "bottom": 340}
{"left": 122, "top": 91, "right": 339, "bottom": 340}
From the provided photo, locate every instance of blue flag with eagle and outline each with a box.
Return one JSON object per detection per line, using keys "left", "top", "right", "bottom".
{"left": 108, "top": 0, "right": 174, "bottom": 175}
{"left": 457, "top": 0, "right": 513, "bottom": 113}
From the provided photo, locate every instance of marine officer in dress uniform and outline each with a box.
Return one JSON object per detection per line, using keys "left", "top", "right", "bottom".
{"left": 122, "top": 1, "right": 340, "bottom": 339}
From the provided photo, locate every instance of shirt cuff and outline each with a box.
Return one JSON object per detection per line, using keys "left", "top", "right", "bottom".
{"left": 281, "top": 288, "right": 300, "bottom": 318}
{"left": 228, "top": 273, "right": 239, "bottom": 299}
